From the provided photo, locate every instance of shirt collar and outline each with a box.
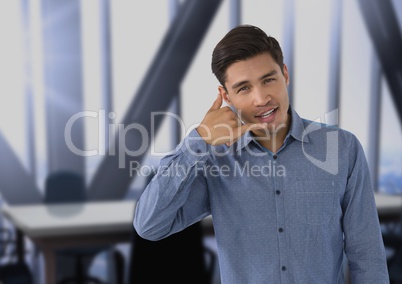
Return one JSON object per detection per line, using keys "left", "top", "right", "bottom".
{"left": 235, "top": 105, "right": 310, "bottom": 152}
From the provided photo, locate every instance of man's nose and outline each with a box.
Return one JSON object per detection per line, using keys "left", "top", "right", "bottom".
{"left": 253, "top": 87, "right": 271, "bottom": 106}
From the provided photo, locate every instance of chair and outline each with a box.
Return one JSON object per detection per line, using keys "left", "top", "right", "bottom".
{"left": 382, "top": 216, "right": 402, "bottom": 283}
{"left": 44, "top": 170, "right": 107, "bottom": 284}
{"left": 129, "top": 221, "right": 216, "bottom": 284}
{"left": 0, "top": 262, "right": 33, "bottom": 284}
{"left": 383, "top": 233, "right": 402, "bottom": 283}
{"left": 0, "top": 227, "right": 33, "bottom": 284}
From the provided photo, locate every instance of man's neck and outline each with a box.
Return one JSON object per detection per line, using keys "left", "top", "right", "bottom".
{"left": 253, "top": 113, "right": 291, "bottom": 153}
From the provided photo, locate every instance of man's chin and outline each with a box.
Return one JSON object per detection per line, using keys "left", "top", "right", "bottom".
{"left": 251, "top": 126, "right": 272, "bottom": 137}
{"left": 253, "top": 122, "right": 285, "bottom": 135}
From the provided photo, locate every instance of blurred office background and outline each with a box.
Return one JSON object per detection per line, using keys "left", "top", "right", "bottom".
{"left": 0, "top": 0, "right": 401, "bottom": 283}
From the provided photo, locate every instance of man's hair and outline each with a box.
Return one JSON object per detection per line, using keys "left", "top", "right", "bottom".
{"left": 211, "top": 24, "right": 284, "bottom": 89}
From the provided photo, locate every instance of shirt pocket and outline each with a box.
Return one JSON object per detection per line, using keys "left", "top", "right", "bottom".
{"left": 295, "top": 180, "right": 336, "bottom": 225}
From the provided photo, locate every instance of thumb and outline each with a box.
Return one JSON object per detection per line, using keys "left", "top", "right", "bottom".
{"left": 209, "top": 93, "right": 223, "bottom": 111}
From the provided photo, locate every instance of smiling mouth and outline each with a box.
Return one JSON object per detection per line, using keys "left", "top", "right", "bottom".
{"left": 256, "top": 108, "right": 277, "bottom": 118}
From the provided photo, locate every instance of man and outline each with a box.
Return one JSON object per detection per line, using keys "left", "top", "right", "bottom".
{"left": 134, "top": 24, "right": 389, "bottom": 283}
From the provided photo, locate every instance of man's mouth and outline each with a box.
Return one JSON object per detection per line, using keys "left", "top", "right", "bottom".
{"left": 256, "top": 108, "right": 277, "bottom": 118}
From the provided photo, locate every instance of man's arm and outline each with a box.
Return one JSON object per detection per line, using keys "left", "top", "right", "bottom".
{"left": 133, "top": 129, "right": 211, "bottom": 241}
{"left": 342, "top": 135, "right": 389, "bottom": 283}
{"left": 134, "top": 94, "right": 266, "bottom": 241}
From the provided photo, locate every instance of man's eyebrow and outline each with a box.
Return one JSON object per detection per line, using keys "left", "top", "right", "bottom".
{"left": 231, "top": 80, "right": 249, "bottom": 90}
{"left": 231, "top": 70, "right": 278, "bottom": 90}
{"left": 260, "top": 70, "right": 277, "bottom": 80}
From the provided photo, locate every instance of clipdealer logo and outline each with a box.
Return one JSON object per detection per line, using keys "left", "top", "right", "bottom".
{"left": 64, "top": 109, "right": 339, "bottom": 176}
{"left": 302, "top": 109, "right": 339, "bottom": 175}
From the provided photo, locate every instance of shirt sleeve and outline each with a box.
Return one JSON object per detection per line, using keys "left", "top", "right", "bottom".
{"left": 133, "top": 128, "right": 211, "bottom": 241}
{"left": 342, "top": 135, "right": 389, "bottom": 283}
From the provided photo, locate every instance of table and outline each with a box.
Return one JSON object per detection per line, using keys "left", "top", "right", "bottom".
{"left": 1, "top": 200, "right": 214, "bottom": 284}
{"left": 2, "top": 194, "right": 400, "bottom": 283}
{"left": 1, "top": 200, "right": 136, "bottom": 284}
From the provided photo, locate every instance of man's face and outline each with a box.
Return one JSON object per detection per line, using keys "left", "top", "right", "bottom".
{"left": 219, "top": 52, "right": 290, "bottom": 137}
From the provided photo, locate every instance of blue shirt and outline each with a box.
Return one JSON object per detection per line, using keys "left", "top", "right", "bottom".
{"left": 134, "top": 107, "right": 389, "bottom": 284}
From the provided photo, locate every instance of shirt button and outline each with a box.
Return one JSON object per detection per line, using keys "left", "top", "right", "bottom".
{"left": 281, "top": 266, "right": 287, "bottom": 271}
{"left": 273, "top": 155, "right": 278, "bottom": 160}
{"left": 275, "top": 190, "right": 281, "bottom": 195}
{"left": 278, "top": 227, "right": 284, "bottom": 233}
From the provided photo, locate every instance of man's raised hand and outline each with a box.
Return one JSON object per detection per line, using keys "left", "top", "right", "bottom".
{"left": 196, "top": 94, "right": 267, "bottom": 146}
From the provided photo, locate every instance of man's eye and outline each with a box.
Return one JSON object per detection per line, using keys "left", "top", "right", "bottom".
{"left": 264, "top": 78, "right": 275, "bottom": 84}
{"left": 238, "top": 86, "right": 249, "bottom": 93}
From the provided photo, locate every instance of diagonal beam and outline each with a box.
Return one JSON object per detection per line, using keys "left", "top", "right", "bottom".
{"left": 88, "top": 0, "right": 223, "bottom": 200}
{"left": 358, "top": 0, "right": 402, "bottom": 126}
{"left": 0, "top": 131, "right": 43, "bottom": 205}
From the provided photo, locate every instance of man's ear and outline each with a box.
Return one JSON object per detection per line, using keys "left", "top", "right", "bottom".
{"left": 218, "top": 86, "right": 232, "bottom": 106}
{"left": 283, "top": 64, "right": 290, "bottom": 86}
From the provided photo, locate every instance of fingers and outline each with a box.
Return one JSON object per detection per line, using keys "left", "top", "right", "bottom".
{"left": 209, "top": 93, "right": 223, "bottom": 111}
